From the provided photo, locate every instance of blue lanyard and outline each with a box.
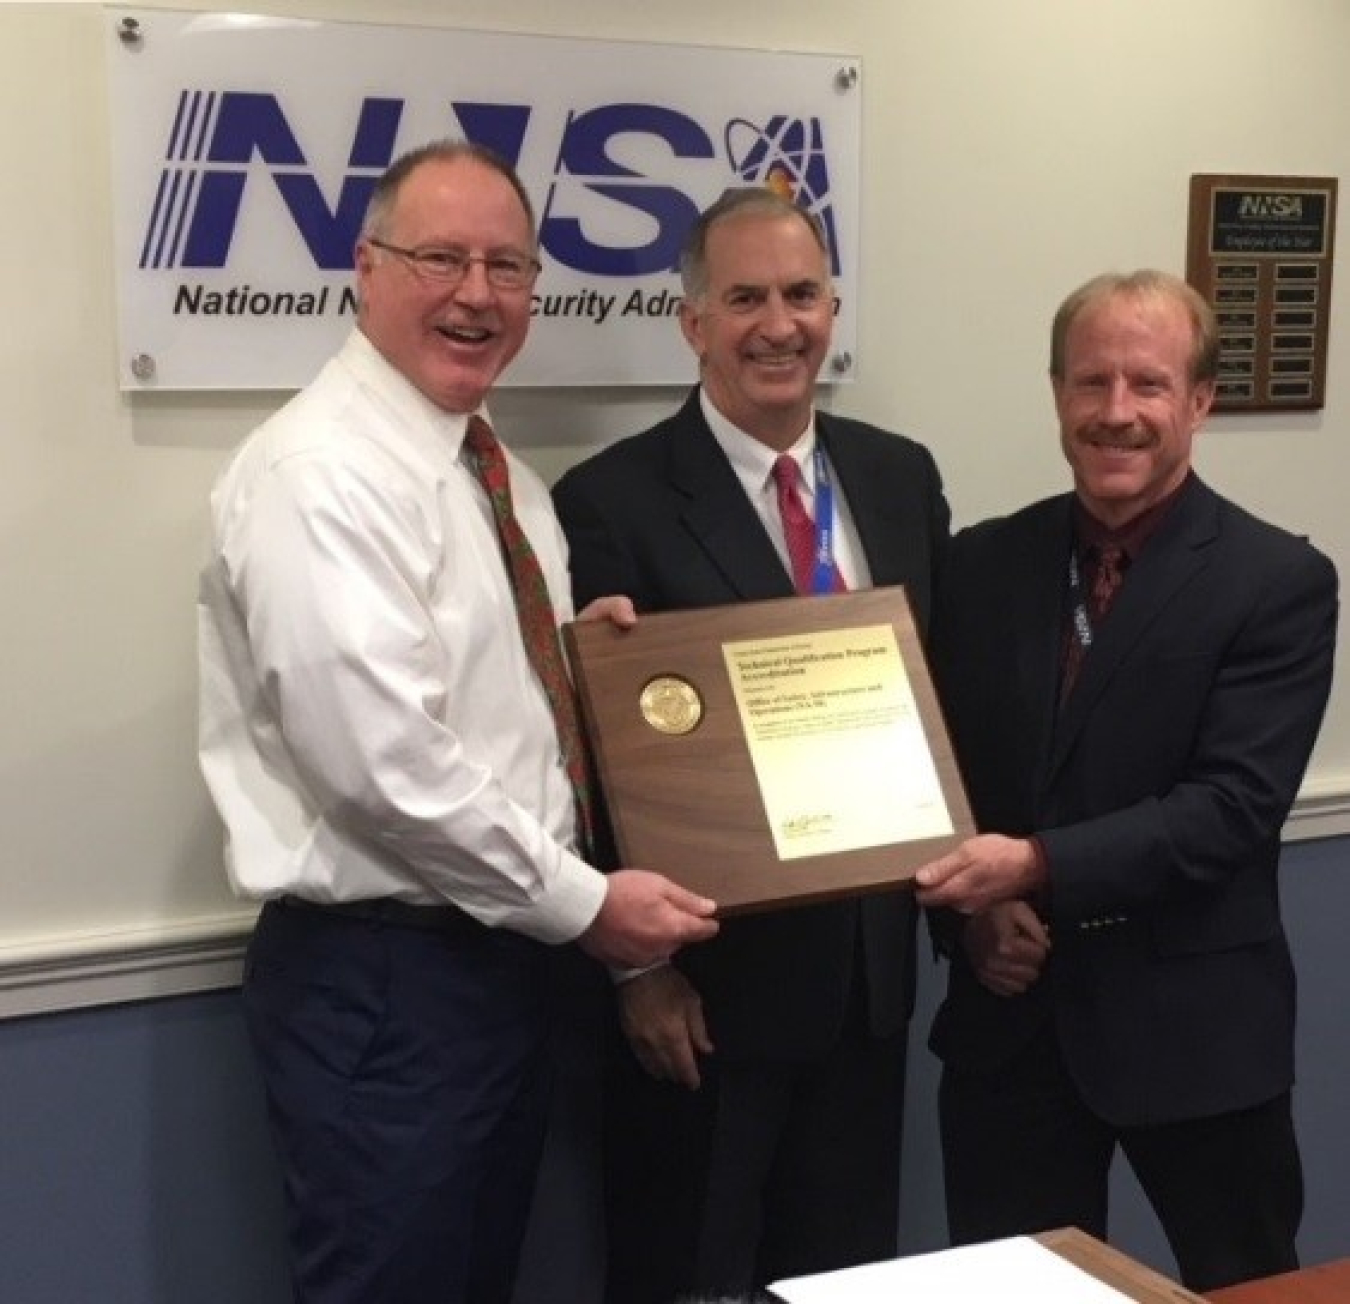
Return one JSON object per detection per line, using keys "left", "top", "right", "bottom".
{"left": 810, "top": 444, "right": 837, "bottom": 595}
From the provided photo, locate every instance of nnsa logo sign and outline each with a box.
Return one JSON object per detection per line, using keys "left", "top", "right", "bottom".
{"left": 108, "top": 16, "right": 860, "bottom": 388}
{"left": 139, "top": 91, "right": 843, "bottom": 278}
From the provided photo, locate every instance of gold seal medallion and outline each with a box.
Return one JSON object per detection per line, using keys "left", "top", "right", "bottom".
{"left": 639, "top": 675, "right": 703, "bottom": 736}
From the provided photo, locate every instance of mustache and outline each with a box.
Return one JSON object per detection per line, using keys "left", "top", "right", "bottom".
{"left": 1080, "top": 426, "right": 1149, "bottom": 449}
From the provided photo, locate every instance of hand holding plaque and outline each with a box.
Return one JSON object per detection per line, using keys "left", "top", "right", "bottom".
{"left": 563, "top": 587, "right": 974, "bottom": 914}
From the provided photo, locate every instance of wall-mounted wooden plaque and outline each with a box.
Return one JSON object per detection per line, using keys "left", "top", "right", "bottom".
{"left": 1186, "top": 174, "right": 1337, "bottom": 412}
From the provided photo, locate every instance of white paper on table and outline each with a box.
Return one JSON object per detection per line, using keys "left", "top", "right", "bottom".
{"left": 769, "top": 1235, "right": 1140, "bottom": 1303}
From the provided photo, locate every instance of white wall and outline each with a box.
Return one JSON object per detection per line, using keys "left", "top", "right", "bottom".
{"left": 3, "top": 0, "right": 1348, "bottom": 982}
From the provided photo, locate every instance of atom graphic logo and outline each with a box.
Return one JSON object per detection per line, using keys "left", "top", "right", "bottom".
{"left": 724, "top": 115, "right": 840, "bottom": 273}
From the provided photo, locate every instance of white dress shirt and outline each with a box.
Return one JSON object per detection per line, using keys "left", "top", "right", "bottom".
{"left": 698, "top": 390, "right": 872, "bottom": 589}
{"left": 198, "top": 328, "right": 605, "bottom": 943}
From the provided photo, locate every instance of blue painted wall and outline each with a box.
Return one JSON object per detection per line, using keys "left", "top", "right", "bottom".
{"left": 0, "top": 837, "right": 1344, "bottom": 1303}
{"left": 0, "top": 993, "right": 288, "bottom": 1302}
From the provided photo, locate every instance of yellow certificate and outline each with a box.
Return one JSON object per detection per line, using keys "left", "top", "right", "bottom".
{"left": 724, "top": 624, "right": 954, "bottom": 860}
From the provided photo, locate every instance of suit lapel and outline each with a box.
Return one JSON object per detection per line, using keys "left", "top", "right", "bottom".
{"left": 665, "top": 390, "right": 796, "bottom": 601}
{"left": 1049, "top": 479, "right": 1220, "bottom": 781}
{"left": 1008, "top": 503, "right": 1076, "bottom": 801}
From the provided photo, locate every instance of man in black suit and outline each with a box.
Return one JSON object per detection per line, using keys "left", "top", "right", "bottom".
{"left": 553, "top": 188, "right": 950, "bottom": 1302}
{"left": 915, "top": 269, "right": 1338, "bottom": 1291}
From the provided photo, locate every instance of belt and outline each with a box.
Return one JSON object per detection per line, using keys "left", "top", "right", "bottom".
{"left": 275, "top": 894, "right": 483, "bottom": 935}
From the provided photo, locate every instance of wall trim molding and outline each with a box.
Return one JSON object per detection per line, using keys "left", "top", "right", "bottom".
{"left": 4, "top": 780, "right": 1348, "bottom": 1020}
{"left": 0, "top": 912, "right": 253, "bottom": 1021}
{"left": 1283, "top": 779, "right": 1350, "bottom": 844}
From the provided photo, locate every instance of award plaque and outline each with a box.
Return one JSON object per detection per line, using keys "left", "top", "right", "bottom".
{"left": 1186, "top": 174, "right": 1338, "bottom": 412}
{"left": 562, "top": 587, "right": 974, "bottom": 914}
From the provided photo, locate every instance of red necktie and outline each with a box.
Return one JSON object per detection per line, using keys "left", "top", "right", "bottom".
{"left": 462, "top": 416, "right": 593, "bottom": 855}
{"left": 771, "top": 455, "right": 846, "bottom": 595}
{"left": 1089, "top": 543, "right": 1127, "bottom": 622}
{"left": 1061, "top": 543, "right": 1128, "bottom": 702}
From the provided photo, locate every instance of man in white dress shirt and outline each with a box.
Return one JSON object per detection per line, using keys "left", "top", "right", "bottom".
{"left": 198, "top": 140, "right": 717, "bottom": 1304}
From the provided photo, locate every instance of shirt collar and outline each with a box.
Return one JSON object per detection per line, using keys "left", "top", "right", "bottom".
{"left": 342, "top": 328, "right": 492, "bottom": 461}
{"left": 1073, "top": 471, "right": 1195, "bottom": 561}
{"left": 698, "top": 387, "right": 818, "bottom": 492}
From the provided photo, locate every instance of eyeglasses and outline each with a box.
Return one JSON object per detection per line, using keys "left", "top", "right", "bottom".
{"left": 366, "top": 238, "right": 541, "bottom": 290}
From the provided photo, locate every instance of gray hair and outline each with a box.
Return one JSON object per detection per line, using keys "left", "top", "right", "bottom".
{"left": 360, "top": 139, "right": 537, "bottom": 244}
{"left": 678, "top": 187, "right": 828, "bottom": 302}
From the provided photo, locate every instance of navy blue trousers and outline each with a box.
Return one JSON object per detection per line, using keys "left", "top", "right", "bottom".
{"left": 243, "top": 900, "right": 550, "bottom": 1304}
{"left": 604, "top": 988, "right": 907, "bottom": 1303}
{"left": 940, "top": 1026, "right": 1302, "bottom": 1291}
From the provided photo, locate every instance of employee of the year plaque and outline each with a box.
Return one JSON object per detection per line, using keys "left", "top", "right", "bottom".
{"left": 1186, "top": 173, "right": 1337, "bottom": 412}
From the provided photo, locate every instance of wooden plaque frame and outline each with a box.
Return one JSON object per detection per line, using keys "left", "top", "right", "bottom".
{"left": 1186, "top": 173, "right": 1337, "bottom": 412}
{"left": 563, "top": 587, "right": 974, "bottom": 915}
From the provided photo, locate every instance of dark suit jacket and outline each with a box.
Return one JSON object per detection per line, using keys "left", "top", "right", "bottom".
{"left": 929, "top": 476, "right": 1337, "bottom": 1126}
{"left": 554, "top": 389, "right": 951, "bottom": 1060}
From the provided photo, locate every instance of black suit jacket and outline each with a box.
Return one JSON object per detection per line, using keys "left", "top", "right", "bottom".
{"left": 929, "top": 476, "right": 1337, "bottom": 1125}
{"left": 554, "top": 389, "right": 951, "bottom": 1059}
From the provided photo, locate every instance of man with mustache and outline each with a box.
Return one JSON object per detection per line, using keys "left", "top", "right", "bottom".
{"left": 554, "top": 187, "right": 950, "bottom": 1301}
{"left": 198, "top": 140, "right": 718, "bottom": 1304}
{"left": 914, "top": 269, "right": 1337, "bottom": 1291}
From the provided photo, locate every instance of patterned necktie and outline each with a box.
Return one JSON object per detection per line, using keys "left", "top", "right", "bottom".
{"left": 462, "top": 416, "right": 593, "bottom": 855}
{"left": 1089, "top": 543, "right": 1127, "bottom": 622}
{"left": 771, "top": 455, "right": 846, "bottom": 595}
{"left": 1061, "top": 542, "right": 1128, "bottom": 703}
